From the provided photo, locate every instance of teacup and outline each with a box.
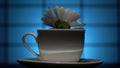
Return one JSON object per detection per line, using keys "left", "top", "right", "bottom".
{"left": 22, "top": 29, "right": 85, "bottom": 62}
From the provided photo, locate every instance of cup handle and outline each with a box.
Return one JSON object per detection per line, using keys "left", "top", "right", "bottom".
{"left": 22, "top": 32, "right": 40, "bottom": 57}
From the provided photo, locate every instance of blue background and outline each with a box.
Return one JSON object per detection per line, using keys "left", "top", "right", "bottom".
{"left": 0, "top": 0, "right": 119, "bottom": 65}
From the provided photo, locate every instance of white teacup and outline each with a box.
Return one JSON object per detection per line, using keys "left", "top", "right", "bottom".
{"left": 22, "top": 29, "right": 85, "bottom": 62}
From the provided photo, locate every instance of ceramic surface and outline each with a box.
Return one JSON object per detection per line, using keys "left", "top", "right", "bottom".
{"left": 22, "top": 29, "right": 85, "bottom": 62}
{"left": 17, "top": 58, "right": 103, "bottom": 68}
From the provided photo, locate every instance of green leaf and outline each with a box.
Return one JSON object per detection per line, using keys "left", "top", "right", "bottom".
{"left": 55, "top": 19, "right": 70, "bottom": 29}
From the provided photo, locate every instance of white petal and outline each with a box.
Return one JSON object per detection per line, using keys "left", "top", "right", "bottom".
{"left": 48, "top": 8, "right": 58, "bottom": 21}
{"left": 53, "top": 6, "right": 59, "bottom": 17}
{"left": 54, "top": 6, "right": 61, "bottom": 18}
{"left": 70, "top": 11, "right": 80, "bottom": 21}
{"left": 59, "top": 7, "right": 64, "bottom": 20}
{"left": 63, "top": 8, "right": 70, "bottom": 21}
{"left": 41, "top": 17, "right": 55, "bottom": 26}
{"left": 67, "top": 11, "right": 76, "bottom": 22}
{"left": 69, "top": 21, "right": 85, "bottom": 26}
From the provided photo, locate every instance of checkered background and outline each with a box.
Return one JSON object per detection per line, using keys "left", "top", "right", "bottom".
{"left": 0, "top": 0, "right": 119, "bottom": 66}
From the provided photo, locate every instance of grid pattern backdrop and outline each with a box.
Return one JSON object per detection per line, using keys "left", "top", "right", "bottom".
{"left": 0, "top": 0, "right": 119, "bottom": 65}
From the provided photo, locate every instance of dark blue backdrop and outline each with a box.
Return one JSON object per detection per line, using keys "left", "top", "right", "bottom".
{"left": 0, "top": 0, "right": 119, "bottom": 66}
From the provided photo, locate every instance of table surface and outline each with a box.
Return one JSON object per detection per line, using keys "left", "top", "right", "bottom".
{"left": 0, "top": 64, "right": 120, "bottom": 68}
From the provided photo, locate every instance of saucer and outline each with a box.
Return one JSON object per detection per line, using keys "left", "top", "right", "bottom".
{"left": 17, "top": 58, "right": 103, "bottom": 68}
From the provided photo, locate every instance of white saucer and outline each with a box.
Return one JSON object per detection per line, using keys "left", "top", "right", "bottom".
{"left": 17, "top": 58, "right": 103, "bottom": 68}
